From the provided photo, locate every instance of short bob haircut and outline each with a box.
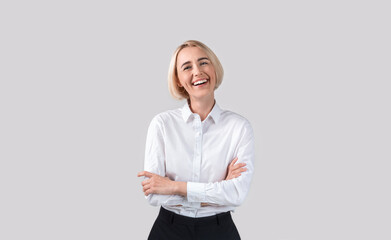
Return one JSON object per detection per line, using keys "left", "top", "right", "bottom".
{"left": 168, "top": 40, "right": 224, "bottom": 100}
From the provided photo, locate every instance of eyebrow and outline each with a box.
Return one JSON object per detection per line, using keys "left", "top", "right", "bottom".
{"left": 181, "top": 57, "right": 210, "bottom": 69}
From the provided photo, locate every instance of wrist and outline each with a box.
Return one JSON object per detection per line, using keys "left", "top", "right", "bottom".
{"left": 174, "top": 181, "right": 187, "bottom": 197}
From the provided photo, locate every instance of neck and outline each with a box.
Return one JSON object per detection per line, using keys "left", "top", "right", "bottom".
{"left": 188, "top": 95, "right": 215, "bottom": 121}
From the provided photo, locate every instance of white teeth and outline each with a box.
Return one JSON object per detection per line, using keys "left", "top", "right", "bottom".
{"left": 193, "top": 79, "right": 208, "bottom": 86}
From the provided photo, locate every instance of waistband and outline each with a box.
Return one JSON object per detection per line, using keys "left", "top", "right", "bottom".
{"left": 158, "top": 207, "right": 232, "bottom": 226}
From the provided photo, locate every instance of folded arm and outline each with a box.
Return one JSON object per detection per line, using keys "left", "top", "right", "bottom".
{"left": 187, "top": 129, "right": 254, "bottom": 207}
{"left": 138, "top": 116, "right": 200, "bottom": 208}
{"left": 137, "top": 171, "right": 197, "bottom": 207}
{"left": 138, "top": 116, "right": 254, "bottom": 207}
{"left": 137, "top": 157, "right": 247, "bottom": 207}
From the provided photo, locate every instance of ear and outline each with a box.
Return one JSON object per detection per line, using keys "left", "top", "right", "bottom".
{"left": 177, "top": 82, "right": 183, "bottom": 87}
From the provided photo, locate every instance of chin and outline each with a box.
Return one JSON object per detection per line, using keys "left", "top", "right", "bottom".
{"left": 191, "top": 91, "right": 215, "bottom": 100}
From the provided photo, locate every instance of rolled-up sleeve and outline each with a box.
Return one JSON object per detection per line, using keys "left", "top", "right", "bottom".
{"left": 144, "top": 116, "right": 201, "bottom": 208}
{"left": 187, "top": 121, "right": 255, "bottom": 206}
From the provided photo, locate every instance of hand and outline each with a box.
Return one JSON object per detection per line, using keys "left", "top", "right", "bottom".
{"left": 137, "top": 171, "right": 187, "bottom": 196}
{"left": 225, "top": 157, "right": 247, "bottom": 180}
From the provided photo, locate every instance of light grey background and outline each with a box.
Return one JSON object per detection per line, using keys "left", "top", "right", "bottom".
{"left": 1, "top": 1, "right": 390, "bottom": 239}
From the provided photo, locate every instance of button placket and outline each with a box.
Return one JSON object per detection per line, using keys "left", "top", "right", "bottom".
{"left": 192, "top": 114, "right": 202, "bottom": 183}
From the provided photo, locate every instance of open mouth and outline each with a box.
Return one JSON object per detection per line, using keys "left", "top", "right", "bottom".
{"left": 192, "top": 79, "right": 208, "bottom": 87}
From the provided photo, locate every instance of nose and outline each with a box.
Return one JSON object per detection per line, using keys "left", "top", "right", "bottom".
{"left": 193, "top": 65, "right": 203, "bottom": 77}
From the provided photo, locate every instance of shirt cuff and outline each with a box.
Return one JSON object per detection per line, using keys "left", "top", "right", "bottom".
{"left": 187, "top": 182, "right": 206, "bottom": 202}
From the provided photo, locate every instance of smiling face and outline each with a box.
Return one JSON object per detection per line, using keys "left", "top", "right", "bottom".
{"left": 176, "top": 47, "right": 216, "bottom": 102}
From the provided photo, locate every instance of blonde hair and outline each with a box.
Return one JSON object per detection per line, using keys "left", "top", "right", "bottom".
{"left": 168, "top": 40, "right": 224, "bottom": 100}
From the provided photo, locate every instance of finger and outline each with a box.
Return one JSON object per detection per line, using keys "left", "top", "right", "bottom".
{"left": 226, "top": 175, "right": 234, "bottom": 180}
{"left": 145, "top": 188, "right": 153, "bottom": 196}
{"left": 230, "top": 164, "right": 246, "bottom": 172}
{"left": 226, "top": 172, "right": 241, "bottom": 180}
{"left": 235, "top": 167, "right": 247, "bottom": 173}
{"left": 232, "top": 168, "right": 247, "bottom": 175}
{"left": 138, "top": 171, "right": 151, "bottom": 177}
{"left": 137, "top": 171, "right": 154, "bottom": 178}
{"left": 143, "top": 183, "right": 150, "bottom": 192}
{"left": 232, "top": 163, "right": 246, "bottom": 171}
{"left": 234, "top": 162, "right": 246, "bottom": 167}
{"left": 230, "top": 158, "right": 238, "bottom": 166}
{"left": 141, "top": 179, "right": 150, "bottom": 186}
{"left": 232, "top": 173, "right": 242, "bottom": 178}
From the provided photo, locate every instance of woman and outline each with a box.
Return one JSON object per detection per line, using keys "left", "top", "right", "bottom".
{"left": 138, "top": 40, "right": 255, "bottom": 240}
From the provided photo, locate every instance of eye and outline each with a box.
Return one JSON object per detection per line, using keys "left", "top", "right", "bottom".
{"left": 200, "top": 61, "right": 208, "bottom": 66}
{"left": 183, "top": 65, "right": 191, "bottom": 71}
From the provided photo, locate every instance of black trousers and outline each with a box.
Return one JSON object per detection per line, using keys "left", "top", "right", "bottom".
{"left": 148, "top": 207, "right": 241, "bottom": 240}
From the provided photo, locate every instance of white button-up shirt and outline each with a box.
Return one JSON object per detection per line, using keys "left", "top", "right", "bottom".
{"left": 143, "top": 101, "right": 255, "bottom": 217}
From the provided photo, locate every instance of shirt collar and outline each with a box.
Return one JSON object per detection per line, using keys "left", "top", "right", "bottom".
{"left": 182, "top": 100, "right": 222, "bottom": 124}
